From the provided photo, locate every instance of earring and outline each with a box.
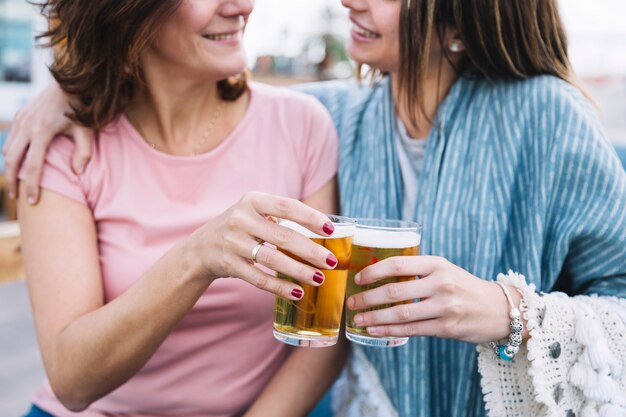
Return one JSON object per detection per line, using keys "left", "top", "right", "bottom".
{"left": 449, "top": 40, "right": 463, "bottom": 53}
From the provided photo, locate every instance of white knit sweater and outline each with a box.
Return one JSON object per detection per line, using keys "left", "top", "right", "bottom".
{"left": 333, "top": 272, "right": 626, "bottom": 417}
{"left": 478, "top": 272, "right": 626, "bottom": 417}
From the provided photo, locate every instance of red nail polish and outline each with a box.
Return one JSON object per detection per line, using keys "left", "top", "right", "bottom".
{"left": 291, "top": 289, "right": 303, "bottom": 299}
{"left": 313, "top": 272, "right": 325, "bottom": 284}
{"left": 323, "top": 222, "right": 335, "bottom": 235}
{"left": 326, "top": 254, "right": 338, "bottom": 268}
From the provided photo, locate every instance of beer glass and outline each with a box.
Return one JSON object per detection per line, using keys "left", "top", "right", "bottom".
{"left": 345, "top": 219, "right": 421, "bottom": 347}
{"left": 273, "top": 215, "right": 356, "bottom": 347}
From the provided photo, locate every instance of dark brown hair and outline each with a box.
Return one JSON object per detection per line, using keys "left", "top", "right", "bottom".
{"left": 38, "top": 1, "right": 248, "bottom": 130}
{"left": 394, "top": 0, "right": 574, "bottom": 130}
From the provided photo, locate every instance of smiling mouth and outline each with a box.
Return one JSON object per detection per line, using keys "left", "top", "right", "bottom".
{"left": 352, "top": 23, "right": 381, "bottom": 39}
{"left": 203, "top": 31, "right": 241, "bottom": 41}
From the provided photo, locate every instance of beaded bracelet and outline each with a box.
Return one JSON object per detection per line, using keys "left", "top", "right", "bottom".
{"left": 488, "top": 282, "right": 524, "bottom": 361}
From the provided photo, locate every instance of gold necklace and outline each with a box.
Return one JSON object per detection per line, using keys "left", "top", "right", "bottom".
{"left": 146, "top": 103, "right": 224, "bottom": 155}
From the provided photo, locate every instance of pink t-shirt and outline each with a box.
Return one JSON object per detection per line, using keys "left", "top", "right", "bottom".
{"left": 28, "top": 82, "right": 338, "bottom": 417}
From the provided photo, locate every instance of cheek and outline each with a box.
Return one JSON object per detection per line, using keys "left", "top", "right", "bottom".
{"left": 385, "top": 37, "right": 400, "bottom": 67}
{"left": 376, "top": 7, "right": 401, "bottom": 64}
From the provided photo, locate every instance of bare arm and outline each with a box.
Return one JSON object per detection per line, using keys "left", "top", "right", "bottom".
{"left": 245, "top": 178, "right": 348, "bottom": 417}
{"left": 19, "top": 183, "right": 340, "bottom": 412}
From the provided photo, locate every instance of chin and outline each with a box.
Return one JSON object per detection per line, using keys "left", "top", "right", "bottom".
{"left": 209, "top": 57, "right": 247, "bottom": 80}
{"left": 347, "top": 45, "right": 376, "bottom": 66}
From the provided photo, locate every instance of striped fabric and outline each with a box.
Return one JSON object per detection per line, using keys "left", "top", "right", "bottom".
{"left": 297, "top": 75, "right": 626, "bottom": 417}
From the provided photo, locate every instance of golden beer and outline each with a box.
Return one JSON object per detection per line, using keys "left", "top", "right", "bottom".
{"left": 345, "top": 220, "right": 421, "bottom": 347}
{"left": 273, "top": 217, "right": 355, "bottom": 347}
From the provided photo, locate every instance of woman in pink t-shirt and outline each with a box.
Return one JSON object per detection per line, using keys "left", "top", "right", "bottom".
{"left": 15, "top": 1, "right": 345, "bottom": 416}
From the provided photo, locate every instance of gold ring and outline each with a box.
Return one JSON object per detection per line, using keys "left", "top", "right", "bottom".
{"left": 251, "top": 242, "right": 264, "bottom": 263}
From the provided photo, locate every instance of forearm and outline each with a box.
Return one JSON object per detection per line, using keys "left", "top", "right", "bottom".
{"left": 47, "top": 239, "right": 210, "bottom": 410}
{"left": 245, "top": 336, "right": 349, "bottom": 417}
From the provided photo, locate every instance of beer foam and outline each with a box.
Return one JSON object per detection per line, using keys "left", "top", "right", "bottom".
{"left": 279, "top": 219, "right": 355, "bottom": 239}
{"left": 353, "top": 227, "right": 420, "bottom": 248}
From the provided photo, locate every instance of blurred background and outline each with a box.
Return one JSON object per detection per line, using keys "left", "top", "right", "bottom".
{"left": 0, "top": 0, "right": 625, "bottom": 415}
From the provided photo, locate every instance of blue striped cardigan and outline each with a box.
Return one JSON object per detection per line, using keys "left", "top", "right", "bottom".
{"left": 297, "top": 75, "right": 626, "bottom": 417}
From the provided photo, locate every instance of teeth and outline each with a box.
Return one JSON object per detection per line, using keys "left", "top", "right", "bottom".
{"left": 352, "top": 24, "right": 380, "bottom": 39}
{"left": 204, "top": 33, "right": 237, "bottom": 41}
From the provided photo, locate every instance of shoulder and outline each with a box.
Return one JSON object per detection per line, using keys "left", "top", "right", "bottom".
{"left": 249, "top": 81, "right": 328, "bottom": 115}
{"left": 246, "top": 82, "right": 338, "bottom": 145}
{"left": 291, "top": 79, "right": 374, "bottom": 110}
{"left": 490, "top": 75, "right": 599, "bottom": 128}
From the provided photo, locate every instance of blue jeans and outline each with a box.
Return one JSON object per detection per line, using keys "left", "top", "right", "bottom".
{"left": 21, "top": 398, "right": 332, "bottom": 417}
{"left": 22, "top": 405, "right": 54, "bottom": 417}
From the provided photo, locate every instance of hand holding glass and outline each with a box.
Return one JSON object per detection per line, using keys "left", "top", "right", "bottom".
{"left": 273, "top": 216, "right": 356, "bottom": 347}
{"left": 345, "top": 219, "right": 421, "bottom": 347}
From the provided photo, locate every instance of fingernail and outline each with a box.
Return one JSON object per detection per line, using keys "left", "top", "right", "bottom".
{"left": 326, "top": 254, "right": 338, "bottom": 268}
{"left": 354, "top": 273, "right": 361, "bottom": 284}
{"left": 8, "top": 191, "right": 15, "bottom": 199}
{"left": 322, "top": 222, "right": 335, "bottom": 235}
{"left": 313, "top": 272, "right": 325, "bottom": 284}
{"left": 346, "top": 297, "right": 355, "bottom": 309}
{"left": 354, "top": 314, "right": 363, "bottom": 325}
{"left": 367, "top": 327, "right": 379, "bottom": 335}
{"left": 291, "top": 289, "right": 303, "bottom": 299}
{"left": 27, "top": 196, "right": 36, "bottom": 205}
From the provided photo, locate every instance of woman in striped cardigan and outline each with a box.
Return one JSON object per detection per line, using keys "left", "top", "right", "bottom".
{"left": 5, "top": 0, "right": 626, "bottom": 416}
{"left": 295, "top": 1, "right": 626, "bottom": 416}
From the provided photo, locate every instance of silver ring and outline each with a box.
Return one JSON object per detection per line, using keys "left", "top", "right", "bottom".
{"left": 251, "top": 242, "right": 264, "bottom": 263}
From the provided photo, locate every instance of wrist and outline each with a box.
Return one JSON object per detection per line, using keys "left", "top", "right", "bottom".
{"left": 488, "top": 282, "right": 526, "bottom": 361}
{"left": 506, "top": 285, "right": 529, "bottom": 340}
{"left": 175, "top": 233, "right": 217, "bottom": 285}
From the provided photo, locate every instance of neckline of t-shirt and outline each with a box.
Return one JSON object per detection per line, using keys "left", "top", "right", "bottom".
{"left": 119, "top": 85, "right": 257, "bottom": 162}
{"left": 396, "top": 117, "right": 428, "bottom": 148}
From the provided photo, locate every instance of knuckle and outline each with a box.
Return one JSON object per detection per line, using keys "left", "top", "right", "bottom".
{"left": 225, "top": 212, "right": 241, "bottom": 231}
{"left": 4, "top": 154, "right": 16, "bottom": 167}
{"left": 439, "top": 279, "right": 458, "bottom": 295}
{"left": 24, "top": 162, "right": 39, "bottom": 176}
{"left": 445, "top": 299, "right": 463, "bottom": 317}
{"left": 240, "top": 191, "right": 256, "bottom": 206}
{"left": 402, "top": 323, "right": 416, "bottom": 336}
{"left": 267, "top": 277, "right": 284, "bottom": 296}
{"left": 274, "top": 198, "right": 294, "bottom": 217}
{"left": 440, "top": 319, "right": 455, "bottom": 337}
{"left": 304, "top": 209, "right": 319, "bottom": 226}
{"left": 13, "top": 110, "right": 26, "bottom": 125}
{"left": 257, "top": 247, "right": 275, "bottom": 267}
{"left": 385, "top": 283, "right": 403, "bottom": 301}
{"left": 316, "top": 246, "right": 329, "bottom": 261}
{"left": 396, "top": 304, "right": 413, "bottom": 322}
{"left": 254, "top": 273, "right": 271, "bottom": 291}
{"left": 434, "top": 256, "right": 447, "bottom": 268}
{"left": 299, "top": 264, "right": 313, "bottom": 281}
{"left": 390, "top": 257, "right": 405, "bottom": 274}
{"left": 272, "top": 227, "right": 293, "bottom": 247}
{"left": 30, "top": 127, "right": 45, "bottom": 139}
{"left": 221, "top": 233, "right": 238, "bottom": 252}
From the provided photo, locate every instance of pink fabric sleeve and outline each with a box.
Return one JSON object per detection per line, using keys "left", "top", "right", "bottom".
{"left": 300, "top": 98, "right": 339, "bottom": 200}
{"left": 18, "top": 135, "right": 88, "bottom": 205}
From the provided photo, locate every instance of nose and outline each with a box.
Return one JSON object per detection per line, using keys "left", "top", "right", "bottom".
{"left": 341, "top": 0, "right": 367, "bottom": 12}
{"left": 219, "top": 0, "right": 254, "bottom": 19}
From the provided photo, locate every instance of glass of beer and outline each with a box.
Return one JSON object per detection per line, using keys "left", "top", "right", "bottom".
{"left": 273, "top": 215, "right": 356, "bottom": 347}
{"left": 345, "top": 219, "right": 421, "bottom": 347}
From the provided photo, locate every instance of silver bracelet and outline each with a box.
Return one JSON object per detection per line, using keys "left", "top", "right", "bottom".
{"left": 488, "top": 282, "right": 523, "bottom": 361}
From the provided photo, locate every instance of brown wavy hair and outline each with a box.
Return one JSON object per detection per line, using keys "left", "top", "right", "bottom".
{"left": 370, "top": 0, "right": 576, "bottom": 131}
{"left": 38, "top": 1, "right": 248, "bottom": 130}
